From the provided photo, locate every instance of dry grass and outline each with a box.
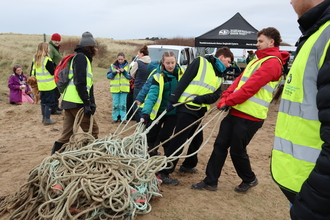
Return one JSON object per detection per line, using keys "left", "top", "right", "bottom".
{"left": 155, "top": 36, "right": 195, "bottom": 47}
{"left": 0, "top": 33, "right": 154, "bottom": 99}
{"left": 0, "top": 33, "right": 197, "bottom": 103}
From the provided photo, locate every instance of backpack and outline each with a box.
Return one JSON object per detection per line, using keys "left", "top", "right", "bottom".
{"left": 54, "top": 54, "right": 76, "bottom": 93}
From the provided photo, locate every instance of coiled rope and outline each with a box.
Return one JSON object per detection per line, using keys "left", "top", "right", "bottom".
{"left": 0, "top": 104, "right": 226, "bottom": 219}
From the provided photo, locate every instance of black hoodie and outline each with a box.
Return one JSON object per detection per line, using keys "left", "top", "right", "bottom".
{"left": 61, "top": 45, "right": 96, "bottom": 109}
{"left": 168, "top": 55, "right": 224, "bottom": 117}
{"left": 285, "top": 1, "right": 330, "bottom": 220}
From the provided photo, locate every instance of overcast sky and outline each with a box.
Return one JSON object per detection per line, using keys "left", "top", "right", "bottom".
{"left": 1, "top": 0, "right": 300, "bottom": 45}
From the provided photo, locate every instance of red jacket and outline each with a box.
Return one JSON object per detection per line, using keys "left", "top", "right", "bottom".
{"left": 221, "top": 47, "right": 289, "bottom": 121}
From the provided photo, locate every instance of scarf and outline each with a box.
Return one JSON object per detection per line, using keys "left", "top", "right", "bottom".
{"left": 213, "top": 56, "right": 226, "bottom": 73}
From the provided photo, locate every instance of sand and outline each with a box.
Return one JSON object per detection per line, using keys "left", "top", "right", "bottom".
{"left": 0, "top": 79, "right": 290, "bottom": 220}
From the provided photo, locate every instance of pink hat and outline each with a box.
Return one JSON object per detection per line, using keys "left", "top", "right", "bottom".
{"left": 51, "top": 33, "right": 61, "bottom": 41}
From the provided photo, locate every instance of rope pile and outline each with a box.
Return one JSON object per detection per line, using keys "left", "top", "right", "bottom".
{"left": 0, "top": 116, "right": 168, "bottom": 220}
{"left": 0, "top": 106, "right": 225, "bottom": 219}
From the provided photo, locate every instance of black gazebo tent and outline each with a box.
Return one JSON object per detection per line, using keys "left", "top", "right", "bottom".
{"left": 195, "top": 12, "right": 258, "bottom": 49}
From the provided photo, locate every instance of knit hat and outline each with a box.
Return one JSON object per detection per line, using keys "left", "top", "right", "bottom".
{"left": 51, "top": 33, "right": 61, "bottom": 41}
{"left": 79, "top": 31, "right": 97, "bottom": 47}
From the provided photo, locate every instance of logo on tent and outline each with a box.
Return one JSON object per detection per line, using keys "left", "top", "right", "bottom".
{"left": 219, "top": 29, "right": 230, "bottom": 35}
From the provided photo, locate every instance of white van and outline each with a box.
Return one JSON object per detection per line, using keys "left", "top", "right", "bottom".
{"left": 130, "top": 45, "right": 196, "bottom": 69}
{"left": 148, "top": 45, "right": 196, "bottom": 66}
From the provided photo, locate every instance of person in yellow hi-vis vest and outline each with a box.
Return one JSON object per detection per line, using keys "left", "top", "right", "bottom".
{"left": 51, "top": 32, "right": 99, "bottom": 155}
{"left": 271, "top": 1, "right": 330, "bottom": 219}
{"left": 31, "top": 42, "right": 56, "bottom": 125}
{"left": 139, "top": 51, "right": 184, "bottom": 157}
{"left": 158, "top": 47, "right": 234, "bottom": 185}
{"left": 192, "top": 27, "right": 289, "bottom": 193}
{"left": 107, "top": 52, "right": 132, "bottom": 123}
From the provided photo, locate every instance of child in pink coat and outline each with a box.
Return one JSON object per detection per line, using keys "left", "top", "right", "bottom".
{"left": 8, "top": 64, "right": 33, "bottom": 104}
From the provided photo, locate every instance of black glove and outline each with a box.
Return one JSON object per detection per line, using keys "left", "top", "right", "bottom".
{"left": 219, "top": 105, "right": 229, "bottom": 112}
{"left": 90, "top": 105, "right": 96, "bottom": 115}
{"left": 84, "top": 105, "right": 92, "bottom": 116}
{"left": 140, "top": 114, "right": 150, "bottom": 125}
{"left": 193, "top": 96, "right": 205, "bottom": 104}
{"left": 166, "top": 102, "right": 175, "bottom": 112}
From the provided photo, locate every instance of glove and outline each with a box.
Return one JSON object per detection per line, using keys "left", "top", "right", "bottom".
{"left": 217, "top": 98, "right": 226, "bottom": 109}
{"left": 166, "top": 102, "right": 175, "bottom": 112}
{"left": 90, "top": 105, "right": 96, "bottom": 115}
{"left": 84, "top": 105, "right": 92, "bottom": 116}
{"left": 140, "top": 114, "right": 150, "bottom": 125}
{"left": 219, "top": 105, "right": 229, "bottom": 112}
{"left": 193, "top": 96, "right": 205, "bottom": 104}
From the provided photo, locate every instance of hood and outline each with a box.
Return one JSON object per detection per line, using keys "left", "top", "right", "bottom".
{"left": 256, "top": 47, "right": 290, "bottom": 65}
{"left": 74, "top": 45, "right": 93, "bottom": 61}
{"left": 139, "top": 55, "right": 151, "bottom": 63}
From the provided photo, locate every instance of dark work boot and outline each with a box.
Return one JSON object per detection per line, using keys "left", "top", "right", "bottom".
{"left": 41, "top": 104, "right": 46, "bottom": 123}
{"left": 158, "top": 172, "right": 179, "bottom": 185}
{"left": 51, "top": 141, "right": 65, "bottom": 155}
{"left": 51, "top": 104, "right": 62, "bottom": 115}
{"left": 147, "top": 142, "right": 159, "bottom": 157}
{"left": 43, "top": 105, "right": 56, "bottom": 125}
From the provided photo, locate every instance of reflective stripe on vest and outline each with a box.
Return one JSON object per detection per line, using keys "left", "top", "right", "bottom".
{"left": 62, "top": 56, "right": 93, "bottom": 104}
{"left": 33, "top": 57, "right": 56, "bottom": 91}
{"left": 271, "top": 21, "right": 330, "bottom": 193}
{"left": 109, "top": 64, "right": 130, "bottom": 93}
{"left": 150, "top": 73, "right": 164, "bottom": 120}
{"left": 178, "top": 57, "right": 223, "bottom": 110}
{"left": 141, "top": 67, "right": 184, "bottom": 119}
{"left": 232, "top": 56, "right": 282, "bottom": 119}
{"left": 139, "top": 69, "right": 158, "bottom": 110}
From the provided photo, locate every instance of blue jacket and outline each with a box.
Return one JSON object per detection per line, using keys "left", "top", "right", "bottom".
{"left": 142, "top": 65, "right": 181, "bottom": 116}
{"left": 107, "top": 60, "right": 131, "bottom": 80}
{"left": 136, "top": 60, "right": 160, "bottom": 103}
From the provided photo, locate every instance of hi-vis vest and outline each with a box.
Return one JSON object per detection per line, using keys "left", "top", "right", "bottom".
{"left": 141, "top": 67, "right": 184, "bottom": 119}
{"left": 32, "top": 56, "right": 56, "bottom": 91}
{"left": 271, "top": 21, "right": 330, "bottom": 193}
{"left": 248, "top": 54, "right": 257, "bottom": 62}
{"left": 150, "top": 73, "right": 165, "bottom": 120}
{"left": 62, "top": 56, "right": 93, "bottom": 104}
{"left": 148, "top": 71, "right": 183, "bottom": 120}
{"left": 109, "top": 64, "right": 130, "bottom": 93}
{"left": 178, "top": 57, "right": 223, "bottom": 110}
{"left": 232, "top": 56, "right": 282, "bottom": 119}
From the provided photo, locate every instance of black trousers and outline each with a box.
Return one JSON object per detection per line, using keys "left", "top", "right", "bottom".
{"left": 52, "top": 87, "right": 61, "bottom": 113}
{"left": 126, "top": 90, "right": 134, "bottom": 119}
{"left": 40, "top": 90, "right": 55, "bottom": 107}
{"left": 162, "top": 112, "right": 203, "bottom": 174}
{"left": 132, "top": 88, "right": 142, "bottom": 122}
{"left": 204, "top": 114, "right": 263, "bottom": 186}
{"left": 146, "top": 114, "right": 177, "bottom": 152}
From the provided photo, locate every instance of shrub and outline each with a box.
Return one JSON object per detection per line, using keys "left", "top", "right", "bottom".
{"left": 60, "top": 39, "right": 108, "bottom": 58}
{"left": 151, "top": 36, "right": 195, "bottom": 47}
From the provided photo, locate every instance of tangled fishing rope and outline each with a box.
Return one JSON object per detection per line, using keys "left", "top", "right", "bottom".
{"left": 0, "top": 106, "right": 225, "bottom": 219}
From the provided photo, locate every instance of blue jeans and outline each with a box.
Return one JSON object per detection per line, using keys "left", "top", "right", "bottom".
{"left": 112, "top": 92, "right": 128, "bottom": 121}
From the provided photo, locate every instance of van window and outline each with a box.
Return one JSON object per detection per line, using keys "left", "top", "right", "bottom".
{"left": 148, "top": 48, "right": 179, "bottom": 62}
{"left": 179, "top": 50, "right": 186, "bottom": 65}
{"left": 205, "top": 47, "right": 217, "bottom": 55}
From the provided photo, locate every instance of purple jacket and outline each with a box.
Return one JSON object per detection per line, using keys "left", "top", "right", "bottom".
{"left": 8, "top": 74, "right": 31, "bottom": 102}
